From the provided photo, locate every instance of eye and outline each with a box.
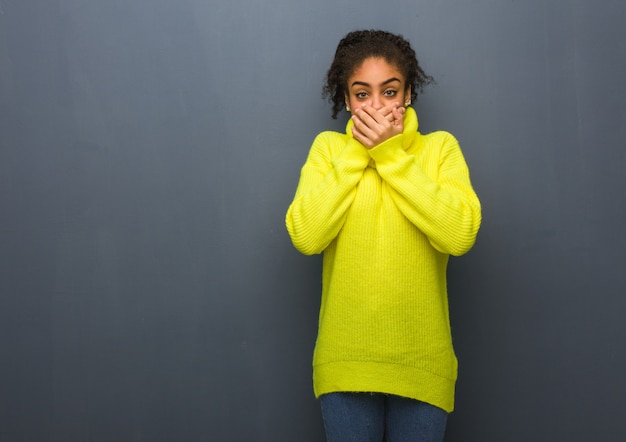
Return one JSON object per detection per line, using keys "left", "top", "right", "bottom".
{"left": 383, "top": 89, "right": 398, "bottom": 97}
{"left": 355, "top": 92, "right": 368, "bottom": 99}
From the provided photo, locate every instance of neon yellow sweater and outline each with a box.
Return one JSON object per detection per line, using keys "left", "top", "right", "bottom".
{"left": 285, "top": 107, "right": 481, "bottom": 412}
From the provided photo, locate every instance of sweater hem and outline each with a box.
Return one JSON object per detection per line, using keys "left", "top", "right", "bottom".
{"left": 313, "top": 360, "right": 456, "bottom": 413}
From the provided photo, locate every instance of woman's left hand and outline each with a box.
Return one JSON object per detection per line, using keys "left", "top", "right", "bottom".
{"left": 351, "top": 102, "right": 405, "bottom": 149}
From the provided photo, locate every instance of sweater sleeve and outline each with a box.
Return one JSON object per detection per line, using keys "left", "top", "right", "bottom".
{"left": 368, "top": 132, "right": 481, "bottom": 256}
{"left": 286, "top": 132, "right": 370, "bottom": 255}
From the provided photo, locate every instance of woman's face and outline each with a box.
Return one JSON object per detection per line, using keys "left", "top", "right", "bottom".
{"left": 344, "top": 57, "right": 411, "bottom": 113}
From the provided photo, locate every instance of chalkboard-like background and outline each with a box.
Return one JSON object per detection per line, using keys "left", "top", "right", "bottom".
{"left": 1, "top": 1, "right": 625, "bottom": 441}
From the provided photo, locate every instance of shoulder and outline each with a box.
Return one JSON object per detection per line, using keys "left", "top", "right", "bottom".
{"left": 309, "top": 130, "right": 349, "bottom": 155}
{"left": 313, "top": 130, "right": 347, "bottom": 144}
{"left": 415, "top": 130, "right": 464, "bottom": 154}
{"left": 420, "top": 130, "right": 458, "bottom": 145}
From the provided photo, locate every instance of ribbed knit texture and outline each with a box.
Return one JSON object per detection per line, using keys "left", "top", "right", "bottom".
{"left": 285, "top": 108, "right": 481, "bottom": 412}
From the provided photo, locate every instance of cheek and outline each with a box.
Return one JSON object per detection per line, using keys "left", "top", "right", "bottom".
{"left": 346, "top": 97, "right": 358, "bottom": 112}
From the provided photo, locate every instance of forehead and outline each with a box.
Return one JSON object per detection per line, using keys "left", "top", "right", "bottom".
{"left": 348, "top": 57, "right": 404, "bottom": 84}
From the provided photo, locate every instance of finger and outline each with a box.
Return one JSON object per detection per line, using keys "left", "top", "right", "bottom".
{"left": 384, "top": 105, "right": 405, "bottom": 123}
{"left": 352, "top": 113, "right": 379, "bottom": 140}
{"left": 352, "top": 108, "right": 378, "bottom": 133}
{"left": 351, "top": 126, "right": 375, "bottom": 148}
{"left": 359, "top": 105, "right": 390, "bottom": 125}
{"left": 355, "top": 105, "right": 392, "bottom": 131}
{"left": 391, "top": 107, "right": 405, "bottom": 126}
{"left": 376, "top": 102, "right": 401, "bottom": 120}
{"left": 352, "top": 110, "right": 388, "bottom": 145}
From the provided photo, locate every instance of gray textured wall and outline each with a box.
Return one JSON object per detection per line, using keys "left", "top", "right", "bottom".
{"left": 1, "top": 1, "right": 625, "bottom": 441}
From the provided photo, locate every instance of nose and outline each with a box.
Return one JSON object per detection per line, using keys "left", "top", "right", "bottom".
{"left": 371, "top": 96, "right": 383, "bottom": 110}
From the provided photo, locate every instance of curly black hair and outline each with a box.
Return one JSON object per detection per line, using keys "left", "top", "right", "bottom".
{"left": 323, "top": 30, "right": 434, "bottom": 119}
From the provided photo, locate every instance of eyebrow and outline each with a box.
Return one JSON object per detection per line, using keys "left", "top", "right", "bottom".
{"left": 350, "top": 77, "right": 402, "bottom": 88}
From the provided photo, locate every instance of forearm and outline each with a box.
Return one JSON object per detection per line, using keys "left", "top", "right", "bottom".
{"left": 385, "top": 178, "right": 481, "bottom": 255}
{"left": 286, "top": 137, "right": 369, "bottom": 255}
{"left": 370, "top": 136, "right": 481, "bottom": 256}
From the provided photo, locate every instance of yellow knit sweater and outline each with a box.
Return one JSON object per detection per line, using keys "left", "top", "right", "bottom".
{"left": 285, "top": 108, "right": 481, "bottom": 412}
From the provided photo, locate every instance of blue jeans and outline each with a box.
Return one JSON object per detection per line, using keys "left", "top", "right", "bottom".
{"left": 320, "top": 392, "right": 448, "bottom": 442}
